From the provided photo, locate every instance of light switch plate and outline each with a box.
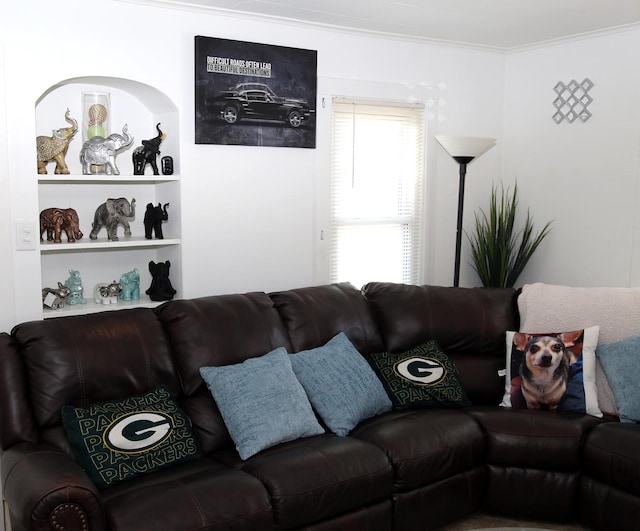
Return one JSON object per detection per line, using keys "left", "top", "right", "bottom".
{"left": 15, "top": 219, "right": 39, "bottom": 251}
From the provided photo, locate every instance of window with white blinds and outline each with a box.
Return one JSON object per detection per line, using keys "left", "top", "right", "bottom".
{"left": 329, "top": 99, "right": 425, "bottom": 288}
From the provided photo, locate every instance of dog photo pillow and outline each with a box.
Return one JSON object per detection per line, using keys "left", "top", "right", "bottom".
{"left": 500, "top": 326, "right": 602, "bottom": 417}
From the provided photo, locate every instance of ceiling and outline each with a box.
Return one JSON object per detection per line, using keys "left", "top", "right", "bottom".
{"left": 144, "top": 0, "right": 640, "bottom": 50}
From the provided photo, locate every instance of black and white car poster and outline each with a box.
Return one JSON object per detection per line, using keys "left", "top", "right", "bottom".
{"left": 195, "top": 36, "right": 317, "bottom": 148}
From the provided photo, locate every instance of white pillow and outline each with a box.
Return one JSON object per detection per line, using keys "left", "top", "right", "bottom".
{"left": 518, "top": 283, "right": 640, "bottom": 415}
{"left": 501, "top": 326, "right": 602, "bottom": 417}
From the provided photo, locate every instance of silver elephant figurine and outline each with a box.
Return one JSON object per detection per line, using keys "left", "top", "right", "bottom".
{"left": 79, "top": 124, "right": 134, "bottom": 175}
{"left": 89, "top": 197, "right": 136, "bottom": 241}
{"left": 42, "top": 282, "right": 71, "bottom": 309}
{"left": 36, "top": 109, "right": 78, "bottom": 175}
{"left": 94, "top": 281, "right": 123, "bottom": 304}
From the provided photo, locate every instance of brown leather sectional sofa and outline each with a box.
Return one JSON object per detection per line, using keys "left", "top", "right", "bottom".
{"left": 0, "top": 282, "right": 637, "bottom": 530}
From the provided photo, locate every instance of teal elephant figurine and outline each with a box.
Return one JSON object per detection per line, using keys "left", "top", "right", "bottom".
{"left": 119, "top": 268, "right": 140, "bottom": 301}
{"left": 64, "top": 269, "right": 87, "bottom": 305}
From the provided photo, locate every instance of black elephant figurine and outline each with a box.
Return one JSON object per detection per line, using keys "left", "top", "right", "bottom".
{"left": 145, "top": 260, "right": 176, "bottom": 301}
{"left": 132, "top": 123, "right": 166, "bottom": 175}
{"left": 144, "top": 202, "right": 169, "bottom": 239}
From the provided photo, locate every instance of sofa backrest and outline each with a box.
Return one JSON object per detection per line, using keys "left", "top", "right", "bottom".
{"left": 362, "top": 282, "right": 519, "bottom": 405}
{"left": 270, "top": 282, "right": 386, "bottom": 354}
{"left": 0, "top": 282, "right": 519, "bottom": 457}
{"left": 155, "top": 292, "right": 292, "bottom": 455}
{"left": 4, "top": 308, "right": 178, "bottom": 454}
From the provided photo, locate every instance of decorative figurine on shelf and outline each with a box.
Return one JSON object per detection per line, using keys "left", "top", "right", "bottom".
{"left": 145, "top": 260, "right": 176, "bottom": 301}
{"left": 132, "top": 123, "right": 166, "bottom": 175}
{"left": 36, "top": 109, "right": 78, "bottom": 175}
{"left": 39, "top": 207, "right": 83, "bottom": 244}
{"left": 94, "top": 281, "right": 123, "bottom": 304}
{"left": 161, "top": 156, "right": 174, "bottom": 175}
{"left": 42, "top": 282, "right": 71, "bottom": 309}
{"left": 79, "top": 124, "right": 134, "bottom": 175}
{"left": 64, "top": 270, "right": 87, "bottom": 305}
{"left": 89, "top": 197, "right": 136, "bottom": 241}
{"left": 144, "top": 202, "right": 169, "bottom": 239}
{"left": 119, "top": 268, "right": 140, "bottom": 301}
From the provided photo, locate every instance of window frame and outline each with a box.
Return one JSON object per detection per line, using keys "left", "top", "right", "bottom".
{"left": 315, "top": 96, "right": 427, "bottom": 288}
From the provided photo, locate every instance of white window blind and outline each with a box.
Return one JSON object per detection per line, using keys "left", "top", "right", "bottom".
{"left": 330, "top": 99, "right": 425, "bottom": 288}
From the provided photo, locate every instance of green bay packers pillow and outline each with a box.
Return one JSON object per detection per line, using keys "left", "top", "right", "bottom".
{"left": 61, "top": 385, "right": 201, "bottom": 487}
{"left": 367, "top": 340, "right": 471, "bottom": 410}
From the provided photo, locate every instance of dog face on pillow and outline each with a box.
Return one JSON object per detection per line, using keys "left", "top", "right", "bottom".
{"left": 511, "top": 330, "right": 583, "bottom": 410}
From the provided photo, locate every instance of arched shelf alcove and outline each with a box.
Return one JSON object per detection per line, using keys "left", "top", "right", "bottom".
{"left": 35, "top": 75, "right": 182, "bottom": 318}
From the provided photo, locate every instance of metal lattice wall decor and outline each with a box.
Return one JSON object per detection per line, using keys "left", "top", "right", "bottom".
{"left": 553, "top": 78, "right": 594, "bottom": 124}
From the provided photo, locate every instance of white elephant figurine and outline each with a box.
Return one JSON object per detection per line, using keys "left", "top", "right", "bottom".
{"left": 89, "top": 197, "right": 136, "bottom": 241}
{"left": 94, "top": 281, "right": 123, "bottom": 304}
{"left": 79, "top": 124, "right": 134, "bottom": 175}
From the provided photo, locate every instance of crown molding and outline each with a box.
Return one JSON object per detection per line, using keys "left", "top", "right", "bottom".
{"left": 117, "top": 0, "right": 640, "bottom": 54}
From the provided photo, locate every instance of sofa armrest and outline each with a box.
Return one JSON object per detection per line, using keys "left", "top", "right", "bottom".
{"left": 2, "top": 442, "right": 105, "bottom": 531}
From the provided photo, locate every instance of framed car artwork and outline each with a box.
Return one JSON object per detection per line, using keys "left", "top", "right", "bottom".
{"left": 195, "top": 36, "right": 317, "bottom": 148}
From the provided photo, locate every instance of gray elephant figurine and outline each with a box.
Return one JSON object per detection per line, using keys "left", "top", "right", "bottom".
{"left": 119, "top": 268, "right": 140, "bottom": 301}
{"left": 39, "top": 207, "right": 83, "bottom": 243}
{"left": 79, "top": 124, "right": 134, "bottom": 175}
{"left": 36, "top": 109, "right": 78, "bottom": 175}
{"left": 144, "top": 202, "right": 169, "bottom": 239}
{"left": 89, "top": 197, "right": 136, "bottom": 241}
{"left": 64, "top": 269, "right": 87, "bottom": 305}
{"left": 132, "top": 123, "right": 166, "bottom": 175}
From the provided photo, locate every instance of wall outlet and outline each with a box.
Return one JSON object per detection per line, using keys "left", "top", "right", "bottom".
{"left": 15, "top": 220, "right": 38, "bottom": 251}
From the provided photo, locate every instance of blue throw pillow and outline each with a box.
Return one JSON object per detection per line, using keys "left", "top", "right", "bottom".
{"left": 289, "top": 332, "right": 392, "bottom": 436}
{"left": 596, "top": 336, "right": 640, "bottom": 423}
{"left": 200, "top": 347, "right": 324, "bottom": 460}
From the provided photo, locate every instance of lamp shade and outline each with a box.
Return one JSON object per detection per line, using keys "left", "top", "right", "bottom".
{"left": 435, "top": 135, "right": 496, "bottom": 162}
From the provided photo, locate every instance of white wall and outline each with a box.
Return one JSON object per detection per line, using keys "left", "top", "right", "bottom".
{"left": 502, "top": 29, "right": 640, "bottom": 288}
{"left": 0, "top": 0, "right": 505, "bottom": 332}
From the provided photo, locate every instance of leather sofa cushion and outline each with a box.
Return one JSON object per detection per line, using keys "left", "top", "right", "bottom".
{"left": 352, "top": 409, "right": 485, "bottom": 492}
{"left": 100, "top": 458, "right": 273, "bottom": 530}
{"left": 583, "top": 423, "right": 640, "bottom": 497}
{"left": 156, "top": 293, "right": 293, "bottom": 456}
{"left": 12, "top": 309, "right": 179, "bottom": 450}
{"left": 469, "top": 407, "right": 605, "bottom": 470}
{"left": 362, "top": 283, "right": 519, "bottom": 405}
{"left": 156, "top": 292, "right": 292, "bottom": 395}
{"left": 0, "top": 332, "right": 37, "bottom": 447}
{"left": 270, "top": 282, "right": 385, "bottom": 354}
{"left": 216, "top": 434, "right": 392, "bottom": 530}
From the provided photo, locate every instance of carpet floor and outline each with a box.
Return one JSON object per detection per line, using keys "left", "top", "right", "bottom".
{"left": 436, "top": 512, "right": 591, "bottom": 530}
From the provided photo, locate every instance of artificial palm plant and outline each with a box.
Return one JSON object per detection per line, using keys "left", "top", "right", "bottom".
{"left": 467, "top": 182, "right": 553, "bottom": 288}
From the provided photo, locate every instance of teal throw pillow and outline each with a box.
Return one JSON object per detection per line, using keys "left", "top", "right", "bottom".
{"left": 596, "top": 336, "right": 640, "bottom": 423}
{"left": 289, "top": 332, "right": 392, "bottom": 436}
{"left": 368, "top": 340, "right": 471, "bottom": 410}
{"left": 199, "top": 347, "right": 324, "bottom": 460}
{"left": 61, "top": 385, "right": 201, "bottom": 488}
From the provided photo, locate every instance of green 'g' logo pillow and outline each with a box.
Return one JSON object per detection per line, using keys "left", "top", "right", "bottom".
{"left": 62, "top": 385, "right": 201, "bottom": 487}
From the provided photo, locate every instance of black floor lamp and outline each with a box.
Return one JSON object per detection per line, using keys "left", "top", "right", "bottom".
{"left": 435, "top": 135, "right": 497, "bottom": 287}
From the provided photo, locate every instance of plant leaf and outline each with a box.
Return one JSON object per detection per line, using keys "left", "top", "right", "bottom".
{"left": 465, "top": 181, "right": 553, "bottom": 288}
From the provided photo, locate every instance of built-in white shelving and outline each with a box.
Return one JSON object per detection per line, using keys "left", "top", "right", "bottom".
{"left": 36, "top": 76, "right": 182, "bottom": 319}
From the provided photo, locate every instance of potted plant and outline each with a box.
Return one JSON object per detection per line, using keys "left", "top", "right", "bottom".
{"left": 467, "top": 182, "right": 553, "bottom": 288}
